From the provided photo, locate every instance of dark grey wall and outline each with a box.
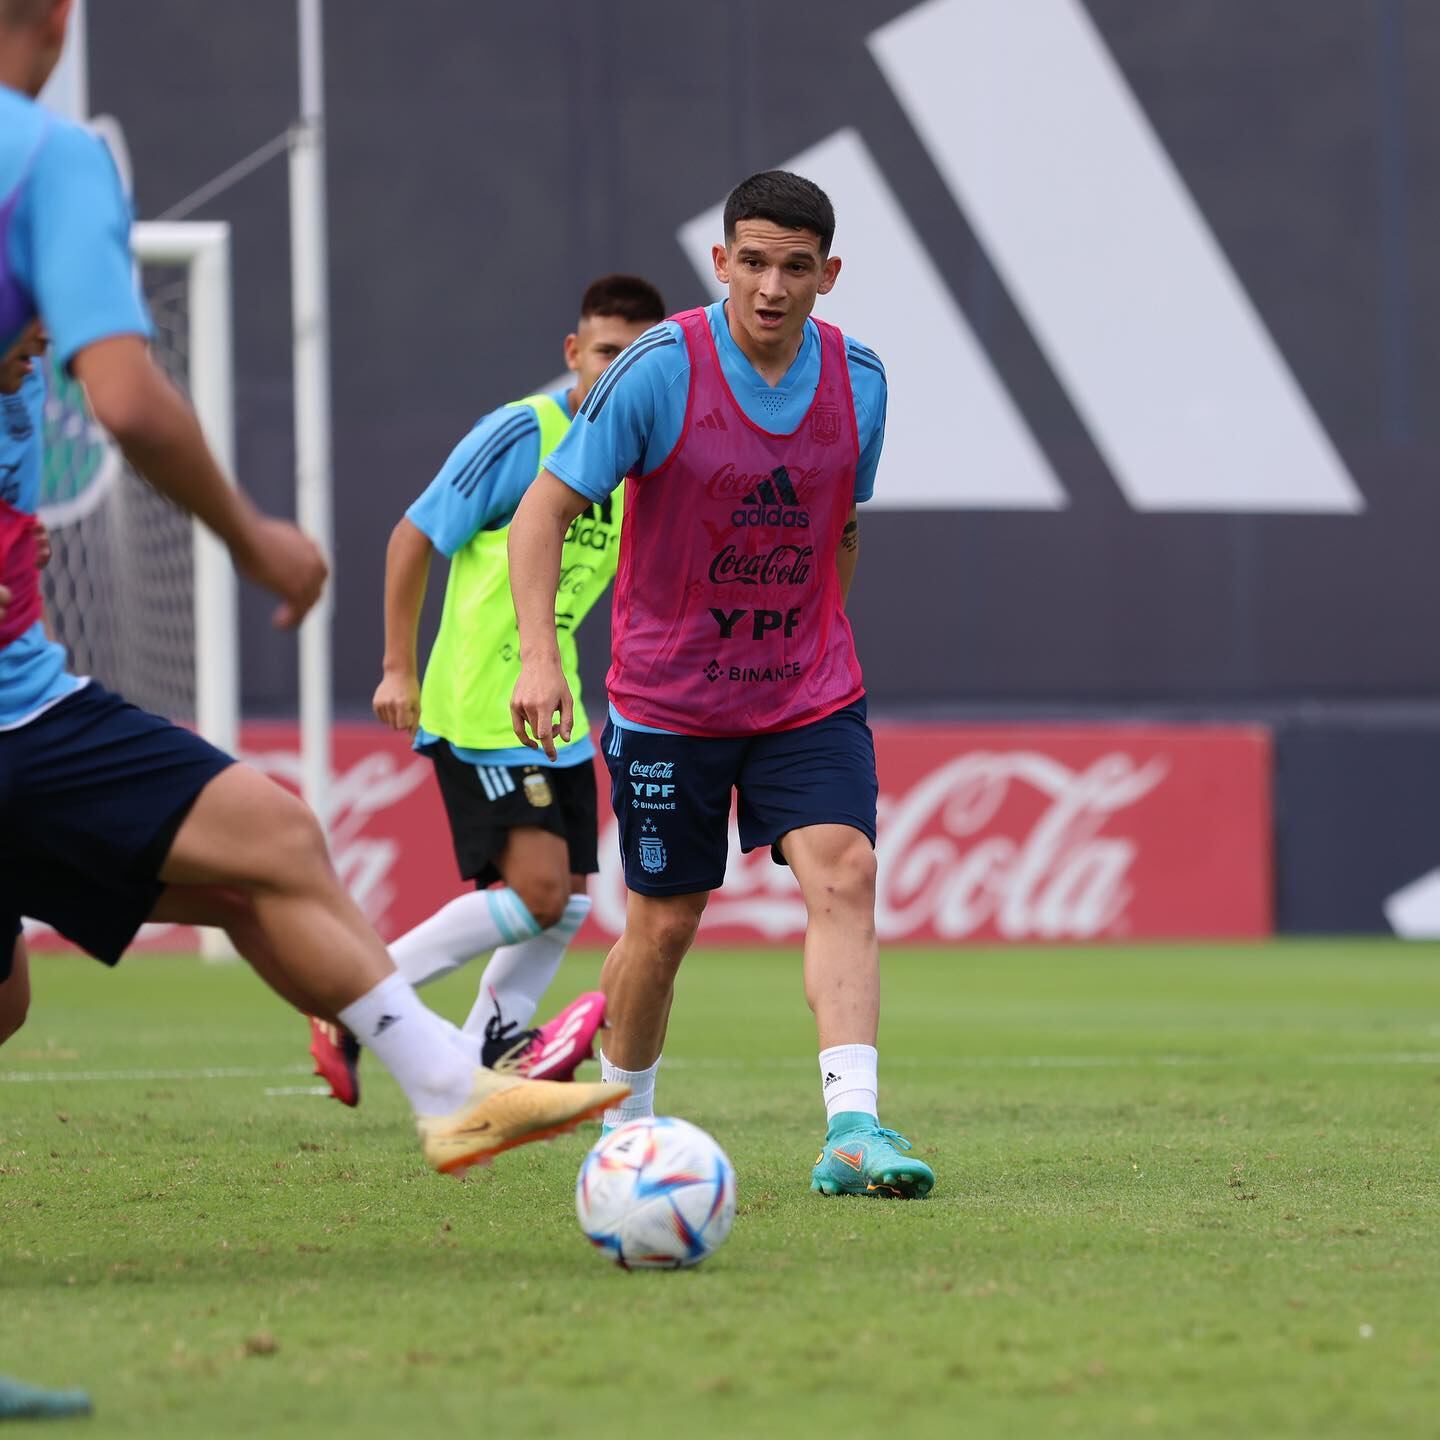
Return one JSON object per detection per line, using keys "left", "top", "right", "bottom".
{"left": 90, "top": 1, "right": 1440, "bottom": 714}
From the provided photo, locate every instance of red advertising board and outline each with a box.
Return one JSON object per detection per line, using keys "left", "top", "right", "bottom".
{"left": 26, "top": 721, "right": 1273, "bottom": 951}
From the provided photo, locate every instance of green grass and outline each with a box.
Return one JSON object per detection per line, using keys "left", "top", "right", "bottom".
{"left": 2, "top": 943, "right": 1437, "bottom": 1438}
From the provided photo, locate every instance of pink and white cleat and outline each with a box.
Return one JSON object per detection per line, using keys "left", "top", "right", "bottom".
{"left": 492, "top": 990, "right": 607, "bottom": 1081}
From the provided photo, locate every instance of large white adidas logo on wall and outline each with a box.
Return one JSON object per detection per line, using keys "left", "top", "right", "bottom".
{"left": 678, "top": 0, "right": 1362, "bottom": 515}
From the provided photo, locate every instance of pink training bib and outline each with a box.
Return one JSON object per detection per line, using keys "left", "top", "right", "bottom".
{"left": 0, "top": 497, "right": 40, "bottom": 647}
{"left": 607, "top": 307, "right": 864, "bottom": 736}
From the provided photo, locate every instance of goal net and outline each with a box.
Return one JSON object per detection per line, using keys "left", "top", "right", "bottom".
{"left": 37, "top": 221, "right": 238, "bottom": 750}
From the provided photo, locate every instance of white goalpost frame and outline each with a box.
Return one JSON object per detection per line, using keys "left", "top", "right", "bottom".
{"left": 131, "top": 220, "right": 241, "bottom": 757}
{"left": 291, "top": 0, "right": 335, "bottom": 839}
{"left": 132, "top": 220, "right": 240, "bottom": 961}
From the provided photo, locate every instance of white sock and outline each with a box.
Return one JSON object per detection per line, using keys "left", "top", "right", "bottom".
{"left": 600, "top": 1048, "right": 660, "bottom": 1129}
{"left": 389, "top": 887, "right": 542, "bottom": 988}
{"left": 462, "top": 894, "right": 592, "bottom": 1038}
{"left": 820, "top": 1043, "right": 879, "bottom": 1124}
{"left": 337, "top": 972, "right": 476, "bottom": 1116}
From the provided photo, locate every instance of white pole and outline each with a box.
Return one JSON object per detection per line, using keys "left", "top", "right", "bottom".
{"left": 290, "top": 0, "right": 334, "bottom": 835}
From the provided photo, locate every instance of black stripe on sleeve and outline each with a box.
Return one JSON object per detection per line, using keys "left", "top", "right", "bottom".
{"left": 450, "top": 413, "right": 535, "bottom": 498}
{"left": 846, "top": 351, "right": 886, "bottom": 379}
{"left": 582, "top": 334, "right": 678, "bottom": 421}
{"left": 459, "top": 424, "right": 537, "bottom": 500}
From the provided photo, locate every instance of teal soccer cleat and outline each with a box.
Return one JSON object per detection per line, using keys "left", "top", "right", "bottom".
{"left": 811, "top": 1112, "right": 935, "bottom": 1199}
{"left": 0, "top": 1375, "right": 92, "bottom": 1420}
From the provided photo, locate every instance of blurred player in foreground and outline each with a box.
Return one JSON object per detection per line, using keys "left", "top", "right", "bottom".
{"left": 509, "top": 170, "right": 935, "bottom": 1198}
{"left": 310, "top": 275, "right": 666, "bottom": 1105}
{"left": 0, "top": 322, "right": 47, "bottom": 1053}
{"left": 0, "top": 0, "right": 624, "bottom": 1172}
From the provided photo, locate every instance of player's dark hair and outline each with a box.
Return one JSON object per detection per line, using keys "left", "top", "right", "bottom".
{"left": 723, "top": 170, "right": 836, "bottom": 255}
{"left": 579, "top": 275, "right": 667, "bottom": 326}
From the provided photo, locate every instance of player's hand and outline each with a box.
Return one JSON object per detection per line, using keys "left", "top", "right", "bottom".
{"left": 231, "top": 515, "right": 329, "bottom": 628}
{"left": 32, "top": 520, "right": 51, "bottom": 570}
{"left": 0, "top": 581, "right": 10, "bottom": 622}
{"left": 511, "top": 655, "right": 573, "bottom": 761}
{"left": 373, "top": 668, "right": 421, "bottom": 735}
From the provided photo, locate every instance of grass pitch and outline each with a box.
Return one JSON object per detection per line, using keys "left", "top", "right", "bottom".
{"left": 1, "top": 943, "right": 1437, "bottom": 1438}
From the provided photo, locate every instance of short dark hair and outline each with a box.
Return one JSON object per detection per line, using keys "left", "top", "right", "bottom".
{"left": 723, "top": 170, "right": 836, "bottom": 256}
{"left": 579, "top": 274, "right": 666, "bottom": 326}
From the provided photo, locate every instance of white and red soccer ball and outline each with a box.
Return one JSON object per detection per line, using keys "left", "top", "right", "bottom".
{"left": 576, "top": 1117, "right": 736, "bottom": 1269}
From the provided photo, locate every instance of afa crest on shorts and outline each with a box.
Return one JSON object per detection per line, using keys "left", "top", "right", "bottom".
{"left": 523, "top": 770, "right": 554, "bottom": 808}
{"left": 638, "top": 817, "right": 667, "bottom": 875}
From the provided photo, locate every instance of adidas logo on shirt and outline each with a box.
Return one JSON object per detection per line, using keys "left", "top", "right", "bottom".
{"left": 732, "top": 465, "right": 810, "bottom": 528}
{"left": 694, "top": 408, "right": 728, "bottom": 432}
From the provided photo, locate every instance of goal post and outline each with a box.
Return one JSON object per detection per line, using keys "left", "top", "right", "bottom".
{"left": 132, "top": 220, "right": 240, "bottom": 757}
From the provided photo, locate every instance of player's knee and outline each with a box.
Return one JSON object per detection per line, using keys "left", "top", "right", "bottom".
{"left": 825, "top": 840, "right": 878, "bottom": 912}
{"left": 0, "top": 1002, "right": 27, "bottom": 1045}
{"left": 0, "top": 968, "right": 30, "bottom": 1046}
{"left": 510, "top": 874, "right": 569, "bottom": 932}
{"left": 257, "top": 792, "right": 333, "bottom": 889}
{"left": 640, "top": 902, "right": 705, "bottom": 962}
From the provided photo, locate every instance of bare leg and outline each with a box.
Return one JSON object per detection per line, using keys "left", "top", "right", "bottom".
{"left": 780, "top": 824, "right": 879, "bottom": 1049}
{"left": 160, "top": 765, "right": 395, "bottom": 1015}
{"left": 496, "top": 826, "right": 573, "bottom": 930}
{"left": 598, "top": 890, "right": 709, "bottom": 1069}
{"left": 149, "top": 887, "right": 323, "bottom": 1016}
{"left": 0, "top": 936, "right": 31, "bottom": 1046}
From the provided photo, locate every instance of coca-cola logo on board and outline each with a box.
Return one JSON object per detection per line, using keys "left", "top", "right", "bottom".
{"left": 593, "top": 749, "right": 1168, "bottom": 941}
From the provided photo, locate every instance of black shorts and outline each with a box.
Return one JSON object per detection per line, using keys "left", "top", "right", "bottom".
{"left": 426, "top": 743, "right": 600, "bottom": 887}
{"left": 600, "top": 696, "right": 878, "bottom": 896}
{"left": 0, "top": 683, "right": 235, "bottom": 966}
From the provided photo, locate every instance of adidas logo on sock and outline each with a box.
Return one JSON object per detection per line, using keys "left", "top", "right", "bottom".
{"left": 694, "top": 407, "right": 728, "bottom": 432}
{"left": 823, "top": 1071, "right": 842, "bottom": 1089}
{"left": 373, "top": 1013, "right": 401, "bottom": 1037}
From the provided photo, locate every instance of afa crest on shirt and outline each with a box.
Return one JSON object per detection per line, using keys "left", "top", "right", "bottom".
{"left": 809, "top": 403, "right": 841, "bottom": 447}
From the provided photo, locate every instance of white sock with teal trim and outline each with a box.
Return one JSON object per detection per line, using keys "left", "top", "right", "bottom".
{"left": 337, "top": 972, "right": 475, "bottom": 1117}
{"left": 820, "top": 1043, "right": 879, "bottom": 1124}
{"left": 599, "top": 1049, "right": 660, "bottom": 1129}
{"left": 462, "top": 894, "right": 593, "bottom": 1038}
{"left": 389, "top": 887, "right": 542, "bottom": 989}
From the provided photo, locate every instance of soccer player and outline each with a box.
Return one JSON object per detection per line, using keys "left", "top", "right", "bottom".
{"left": 0, "top": 321, "right": 45, "bottom": 1051}
{"left": 309, "top": 276, "right": 666, "bottom": 1105}
{"left": 509, "top": 170, "right": 935, "bottom": 1199}
{"left": 0, "top": 0, "right": 624, "bottom": 1171}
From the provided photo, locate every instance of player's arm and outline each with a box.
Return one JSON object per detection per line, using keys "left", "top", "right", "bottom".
{"left": 508, "top": 471, "right": 592, "bottom": 758}
{"left": 30, "top": 127, "right": 326, "bottom": 628}
{"left": 837, "top": 506, "right": 860, "bottom": 605}
{"left": 72, "top": 337, "right": 324, "bottom": 627}
{"left": 840, "top": 339, "right": 886, "bottom": 609}
{"left": 373, "top": 518, "right": 432, "bottom": 733}
{"left": 382, "top": 409, "right": 543, "bottom": 732}
{"left": 509, "top": 329, "right": 668, "bottom": 757}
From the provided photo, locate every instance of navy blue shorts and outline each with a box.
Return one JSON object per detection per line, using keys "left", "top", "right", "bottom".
{"left": 600, "top": 697, "right": 878, "bottom": 896}
{"left": 0, "top": 683, "right": 234, "bottom": 970}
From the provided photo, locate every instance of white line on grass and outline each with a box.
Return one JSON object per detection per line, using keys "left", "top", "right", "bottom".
{"left": 0, "top": 1064, "right": 312, "bottom": 1084}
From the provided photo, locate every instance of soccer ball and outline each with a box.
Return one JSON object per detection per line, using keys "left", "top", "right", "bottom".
{"left": 575, "top": 1117, "right": 737, "bottom": 1270}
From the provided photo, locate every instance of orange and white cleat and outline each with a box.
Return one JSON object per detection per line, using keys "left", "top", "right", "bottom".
{"left": 416, "top": 1068, "right": 628, "bottom": 1177}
